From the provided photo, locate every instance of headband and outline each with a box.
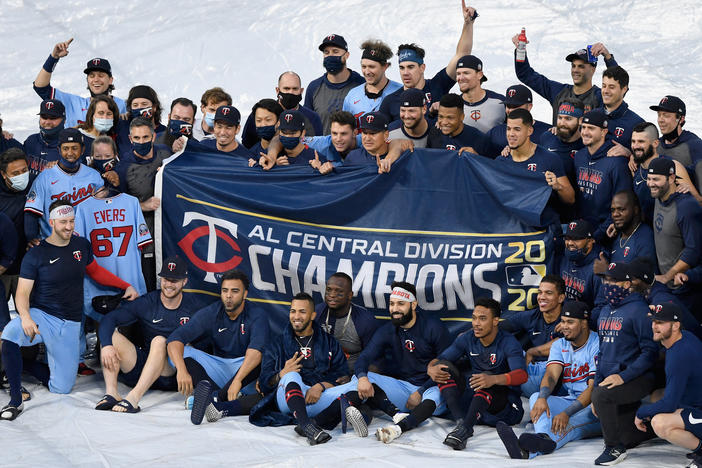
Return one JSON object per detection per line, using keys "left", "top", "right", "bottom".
{"left": 361, "top": 48, "right": 386, "bottom": 64}
{"left": 390, "top": 287, "right": 416, "bottom": 303}
{"left": 49, "top": 205, "right": 75, "bottom": 220}
{"left": 398, "top": 49, "right": 423, "bottom": 65}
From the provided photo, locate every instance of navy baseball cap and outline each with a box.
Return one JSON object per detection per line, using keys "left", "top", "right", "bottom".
{"left": 648, "top": 157, "right": 675, "bottom": 177}
{"left": 565, "top": 49, "right": 596, "bottom": 65}
{"left": 400, "top": 88, "right": 426, "bottom": 108}
{"left": 650, "top": 95, "right": 686, "bottom": 116}
{"left": 58, "top": 128, "right": 84, "bottom": 146}
{"left": 650, "top": 303, "right": 682, "bottom": 322}
{"left": 628, "top": 257, "right": 656, "bottom": 285}
{"left": 159, "top": 255, "right": 188, "bottom": 280}
{"left": 318, "top": 34, "right": 347, "bottom": 51}
{"left": 358, "top": 112, "right": 389, "bottom": 132}
{"left": 456, "top": 55, "right": 487, "bottom": 82}
{"left": 602, "top": 262, "right": 631, "bottom": 281}
{"left": 565, "top": 219, "right": 593, "bottom": 239}
{"left": 84, "top": 57, "right": 112, "bottom": 76}
{"left": 38, "top": 99, "right": 65, "bottom": 118}
{"left": 214, "top": 105, "right": 241, "bottom": 126}
{"left": 503, "top": 84, "right": 532, "bottom": 107}
{"left": 278, "top": 110, "right": 305, "bottom": 132}
{"left": 561, "top": 301, "right": 590, "bottom": 320}
{"left": 582, "top": 110, "right": 608, "bottom": 129}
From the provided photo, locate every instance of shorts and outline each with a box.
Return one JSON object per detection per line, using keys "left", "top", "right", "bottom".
{"left": 119, "top": 345, "right": 176, "bottom": 391}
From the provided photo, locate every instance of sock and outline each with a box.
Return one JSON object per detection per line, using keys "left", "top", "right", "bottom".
{"left": 1, "top": 341, "right": 23, "bottom": 406}
{"left": 398, "top": 400, "right": 436, "bottom": 432}
{"left": 284, "top": 382, "right": 310, "bottom": 426}
{"left": 463, "top": 391, "right": 491, "bottom": 431}
{"left": 23, "top": 358, "right": 50, "bottom": 387}
{"left": 369, "top": 384, "right": 399, "bottom": 416}
{"left": 314, "top": 398, "right": 341, "bottom": 430}
{"left": 439, "top": 379, "right": 464, "bottom": 420}
{"left": 184, "top": 358, "right": 216, "bottom": 389}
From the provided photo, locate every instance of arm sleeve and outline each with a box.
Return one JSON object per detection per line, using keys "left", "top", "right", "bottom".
{"left": 546, "top": 339, "right": 565, "bottom": 366}
{"left": 33, "top": 83, "right": 55, "bottom": 101}
{"left": 303, "top": 80, "right": 318, "bottom": 110}
{"left": 135, "top": 201, "right": 153, "bottom": 248}
{"left": 19, "top": 249, "right": 39, "bottom": 280}
{"left": 514, "top": 52, "right": 567, "bottom": 104}
{"left": 506, "top": 337, "right": 528, "bottom": 372}
{"left": 23, "top": 212, "right": 40, "bottom": 241}
{"left": 247, "top": 313, "right": 270, "bottom": 352}
{"left": 85, "top": 260, "right": 130, "bottom": 290}
{"left": 98, "top": 300, "right": 142, "bottom": 346}
{"left": 437, "top": 333, "right": 468, "bottom": 363}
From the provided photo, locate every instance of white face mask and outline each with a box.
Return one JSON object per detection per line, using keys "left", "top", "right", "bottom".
{"left": 8, "top": 171, "right": 29, "bottom": 191}
{"left": 94, "top": 118, "right": 113, "bottom": 133}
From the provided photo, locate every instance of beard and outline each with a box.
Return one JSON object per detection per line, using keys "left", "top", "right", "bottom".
{"left": 391, "top": 310, "right": 413, "bottom": 327}
{"left": 632, "top": 144, "right": 654, "bottom": 165}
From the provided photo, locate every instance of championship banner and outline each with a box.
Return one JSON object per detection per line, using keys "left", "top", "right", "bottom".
{"left": 156, "top": 146, "right": 557, "bottom": 335}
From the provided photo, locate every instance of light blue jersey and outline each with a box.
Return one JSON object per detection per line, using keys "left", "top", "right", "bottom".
{"left": 547, "top": 331, "right": 599, "bottom": 398}
{"left": 303, "top": 134, "right": 363, "bottom": 166}
{"left": 342, "top": 80, "right": 402, "bottom": 122}
{"left": 51, "top": 88, "right": 127, "bottom": 128}
{"left": 24, "top": 164, "right": 103, "bottom": 238}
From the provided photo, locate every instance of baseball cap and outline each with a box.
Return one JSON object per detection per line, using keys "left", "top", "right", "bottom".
{"left": 84, "top": 57, "right": 113, "bottom": 76}
{"left": 649, "top": 95, "right": 686, "bottom": 116}
{"left": 565, "top": 49, "right": 596, "bottom": 65}
{"left": 650, "top": 302, "right": 681, "bottom": 322}
{"left": 503, "top": 84, "right": 532, "bottom": 107}
{"left": 214, "top": 105, "right": 241, "bottom": 126}
{"left": 647, "top": 157, "right": 675, "bottom": 177}
{"left": 602, "top": 262, "right": 631, "bottom": 281}
{"left": 399, "top": 88, "right": 426, "bottom": 108}
{"left": 91, "top": 291, "right": 125, "bottom": 315}
{"left": 58, "top": 128, "right": 84, "bottom": 146}
{"left": 582, "top": 110, "right": 608, "bottom": 129}
{"left": 38, "top": 99, "right": 65, "bottom": 118}
{"left": 456, "top": 55, "right": 487, "bottom": 82}
{"left": 358, "top": 112, "right": 389, "bottom": 132}
{"left": 278, "top": 110, "right": 306, "bottom": 132}
{"left": 628, "top": 257, "right": 656, "bottom": 285}
{"left": 564, "top": 219, "right": 593, "bottom": 239}
{"left": 561, "top": 301, "right": 590, "bottom": 320}
{"left": 158, "top": 255, "right": 188, "bottom": 280}
{"left": 318, "top": 34, "right": 347, "bottom": 51}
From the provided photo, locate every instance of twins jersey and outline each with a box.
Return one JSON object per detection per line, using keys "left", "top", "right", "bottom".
{"left": 74, "top": 193, "right": 152, "bottom": 301}
{"left": 342, "top": 80, "right": 403, "bottom": 124}
{"left": 35, "top": 85, "right": 127, "bottom": 128}
{"left": 546, "top": 331, "right": 599, "bottom": 398}
{"left": 462, "top": 89, "right": 506, "bottom": 133}
{"left": 24, "top": 164, "right": 103, "bottom": 238}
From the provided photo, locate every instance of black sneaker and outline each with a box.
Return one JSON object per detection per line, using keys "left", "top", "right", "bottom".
{"left": 594, "top": 446, "right": 627, "bottom": 465}
{"left": 300, "top": 422, "right": 331, "bottom": 445}
{"left": 443, "top": 421, "right": 473, "bottom": 451}
{"left": 519, "top": 432, "right": 556, "bottom": 455}
{"left": 190, "top": 380, "right": 213, "bottom": 425}
{"left": 496, "top": 421, "right": 528, "bottom": 459}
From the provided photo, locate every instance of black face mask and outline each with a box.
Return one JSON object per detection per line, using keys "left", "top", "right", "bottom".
{"left": 92, "top": 157, "right": 117, "bottom": 174}
{"left": 662, "top": 119, "right": 681, "bottom": 142}
{"left": 278, "top": 92, "right": 302, "bottom": 110}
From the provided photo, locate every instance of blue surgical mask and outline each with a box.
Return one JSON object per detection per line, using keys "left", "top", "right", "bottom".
{"left": 130, "top": 107, "right": 153, "bottom": 120}
{"left": 256, "top": 125, "right": 276, "bottom": 141}
{"left": 8, "top": 171, "right": 29, "bottom": 191}
{"left": 94, "top": 118, "right": 113, "bottom": 133}
{"left": 40, "top": 122, "right": 64, "bottom": 144}
{"left": 323, "top": 55, "right": 344, "bottom": 74}
{"left": 132, "top": 141, "right": 153, "bottom": 157}
{"left": 204, "top": 112, "right": 215, "bottom": 129}
{"left": 603, "top": 283, "right": 630, "bottom": 307}
{"left": 280, "top": 135, "right": 300, "bottom": 149}
{"left": 565, "top": 247, "right": 588, "bottom": 264}
{"left": 168, "top": 119, "right": 193, "bottom": 137}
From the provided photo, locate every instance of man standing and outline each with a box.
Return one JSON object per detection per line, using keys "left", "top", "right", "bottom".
{"left": 456, "top": 55, "right": 505, "bottom": 133}
{"left": 23, "top": 99, "right": 65, "bottom": 177}
{"left": 94, "top": 256, "right": 196, "bottom": 413}
{"left": 0, "top": 200, "right": 137, "bottom": 420}
{"left": 387, "top": 89, "right": 431, "bottom": 148}
{"left": 156, "top": 98, "right": 198, "bottom": 154}
{"left": 539, "top": 98, "right": 585, "bottom": 185}
{"left": 559, "top": 219, "right": 604, "bottom": 311}
{"left": 649, "top": 95, "right": 702, "bottom": 174}
{"left": 598, "top": 66, "right": 643, "bottom": 150}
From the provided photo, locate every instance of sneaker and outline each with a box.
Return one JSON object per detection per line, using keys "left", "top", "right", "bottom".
{"left": 496, "top": 421, "right": 528, "bottom": 459}
{"left": 77, "top": 363, "right": 96, "bottom": 376}
{"left": 443, "top": 422, "right": 473, "bottom": 451}
{"left": 392, "top": 412, "right": 409, "bottom": 425}
{"left": 376, "top": 424, "right": 402, "bottom": 444}
{"left": 190, "top": 380, "right": 213, "bottom": 425}
{"left": 205, "top": 403, "right": 224, "bottom": 423}
{"left": 518, "top": 432, "right": 556, "bottom": 455}
{"left": 0, "top": 402, "right": 24, "bottom": 421}
{"left": 299, "top": 422, "right": 331, "bottom": 445}
{"left": 594, "top": 446, "right": 627, "bottom": 465}
{"left": 184, "top": 395, "right": 194, "bottom": 410}
{"left": 345, "top": 405, "right": 368, "bottom": 437}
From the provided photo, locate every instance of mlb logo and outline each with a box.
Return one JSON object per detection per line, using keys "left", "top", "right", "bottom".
{"left": 138, "top": 223, "right": 149, "bottom": 236}
{"left": 506, "top": 264, "right": 546, "bottom": 287}
{"left": 73, "top": 250, "right": 82, "bottom": 261}
{"left": 179, "top": 317, "right": 189, "bottom": 325}
{"left": 404, "top": 339, "right": 415, "bottom": 352}
{"left": 489, "top": 353, "right": 497, "bottom": 365}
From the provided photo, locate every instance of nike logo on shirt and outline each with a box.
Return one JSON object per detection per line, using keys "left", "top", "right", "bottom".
{"left": 689, "top": 413, "right": 702, "bottom": 425}
{"left": 635, "top": 179, "right": 645, "bottom": 185}
{"left": 152, "top": 318, "right": 163, "bottom": 323}
{"left": 51, "top": 180, "right": 59, "bottom": 185}
{"left": 469, "top": 352, "right": 479, "bottom": 356}
{"left": 588, "top": 161, "right": 597, "bottom": 165}
{"left": 532, "top": 331, "right": 541, "bottom": 335}
{"left": 49, "top": 258, "right": 59, "bottom": 264}
{"left": 547, "top": 148, "right": 557, "bottom": 151}
{"left": 218, "top": 328, "right": 227, "bottom": 333}
{"left": 353, "top": 100, "right": 360, "bottom": 104}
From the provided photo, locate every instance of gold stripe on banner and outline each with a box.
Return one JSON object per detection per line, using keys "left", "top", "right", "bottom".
{"left": 175, "top": 194, "right": 546, "bottom": 238}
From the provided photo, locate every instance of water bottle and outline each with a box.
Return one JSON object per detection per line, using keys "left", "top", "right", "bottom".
{"left": 516, "top": 28, "right": 527, "bottom": 63}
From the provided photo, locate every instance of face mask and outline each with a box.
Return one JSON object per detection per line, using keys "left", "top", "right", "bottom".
{"left": 168, "top": 119, "right": 193, "bottom": 137}
{"left": 280, "top": 135, "right": 300, "bottom": 149}
{"left": 130, "top": 107, "right": 153, "bottom": 120}
{"left": 40, "top": 122, "right": 64, "bottom": 144}
{"left": 603, "top": 283, "right": 630, "bottom": 307}
{"left": 662, "top": 118, "right": 681, "bottom": 142}
{"left": 92, "top": 158, "right": 117, "bottom": 174}
{"left": 94, "top": 118, "right": 113, "bottom": 133}
{"left": 132, "top": 141, "right": 153, "bottom": 157}
{"left": 8, "top": 171, "right": 29, "bottom": 191}
{"left": 204, "top": 112, "right": 216, "bottom": 129}
{"left": 256, "top": 125, "right": 276, "bottom": 141}
{"left": 323, "top": 55, "right": 344, "bottom": 74}
{"left": 278, "top": 92, "right": 302, "bottom": 110}
{"left": 59, "top": 155, "right": 81, "bottom": 171}
{"left": 565, "top": 247, "right": 589, "bottom": 264}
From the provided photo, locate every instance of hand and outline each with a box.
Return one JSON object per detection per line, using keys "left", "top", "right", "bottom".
{"left": 428, "top": 101, "right": 440, "bottom": 116}
{"left": 2, "top": 130, "right": 14, "bottom": 140}
{"left": 51, "top": 38, "right": 73, "bottom": 59}
{"left": 674, "top": 272, "right": 689, "bottom": 286}
{"left": 406, "top": 391, "right": 422, "bottom": 410}
{"left": 140, "top": 196, "right": 160, "bottom": 212}
{"left": 525, "top": 349, "right": 536, "bottom": 365}
{"left": 279, "top": 352, "right": 303, "bottom": 379}
{"left": 357, "top": 376, "right": 374, "bottom": 399}
{"left": 248, "top": 158, "right": 257, "bottom": 167}
{"left": 589, "top": 42, "right": 611, "bottom": 59}
{"left": 101, "top": 345, "right": 120, "bottom": 372}
{"left": 606, "top": 223, "right": 617, "bottom": 238}
{"left": 607, "top": 140, "right": 630, "bottom": 158}
{"left": 305, "top": 383, "right": 324, "bottom": 404}
{"left": 634, "top": 416, "right": 648, "bottom": 432}
{"left": 122, "top": 285, "right": 139, "bottom": 301}
{"left": 599, "top": 374, "right": 624, "bottom": 389}
{"left": 176, "top": 369, "right": 193, "bottom": 396}
{"left": 397, "top": 139, "right": 415, "bottom": 153}
{"left": 336, "top": 375, "right": 351, "bottom": 385}
{"left": 102, "top": 170, "right": 119, "bottom": 187}
{"left": 427, "top": 363, "right": 451, "bottom": 384}
{"left": 171, "top": 136, "right": 186, "bottom": 153}
{"left": 462, "top": 1, "right": 477, "bottom": 23}
{"left": 593, "top": 252, "right": 609, "bottom": 276}
{"left": 259, "top": 152, "right": 274, "bottom": 170}
{"left": 458, "top": 146, "right": 477, "bottom": 155}
{"left": 554, "top": 321, "right": 566, "bottom": 334}
{"left": 469, "top": 373, "right": 496, "bottom": 390}
{"left": 545, "top": 171, "right": 560, "bottom": 190}
{"left": 227, "top": 379, "right": 242, "bottom": 401}
{"left": 500, "top": 145, "right": 510, "bottom": 157}
{"left": 551, "top": 412, "right": 570, "bottom": 435}
{"left": 276, "top": 156, "right": 289, "bottom": 166}
{"left": 676, "top": 181, "right": 694, "bottom": 194}
{"left": 628, "top": 155, "right": 638, "bottom": 174}
{"left": 319, "top": 161, "right": 334, "bottom": 175}
{"left": 26, "top": 238, "right": 41, "bottom": 250}
{"left": 655, "top": 273, "right": 670, "bottom": 285}
{"left": 309, "top": 150, "right": 322, "bottom": 169}
{"left": 511, "top": 32, "right": 530, "bottom": 49}
{"left": 21, "top": 316, "right": 40, "bottom": 343}
{"left": 549, "top": 126, "right": 557, "bottom": 135}
{"left": 119, "top": 112, "right": 129, "bottom": 121}
{"left": 378, "top": 156, "right": 393, "bottom": 174}
{"left": 530, "top": 396, "right": 550, "bottom": 423}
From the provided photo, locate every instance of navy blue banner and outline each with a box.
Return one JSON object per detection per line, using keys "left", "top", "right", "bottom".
{"left": 156, "top": 147, "right": 556, "bottom": 334}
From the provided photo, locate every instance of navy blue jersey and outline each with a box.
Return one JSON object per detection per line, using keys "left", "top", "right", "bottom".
{"left": 0, "top": 212, "right": 18, "bottom": 272}
{"left": 426, "top": 124, "right": 488, "bottom": 152}
{"left": 497, "top": 145, "right": 566, "bottom": 177}
{"left": 99, "top": 291, "right": 199, "bottom": 348}
{"left": 355, "top": 312, "right": 451, "bottom": 386}
{"left": 167, "top": 301, "right": 269, "bottom": 359}
{"left": 344, "top": 147, "right": 386, "bottom": 166}
{"left": 609, "top": 223, "right": 656, "bottom": 264}
{"left": 20, "top": 236, "right": 94, "bottom": 321}
{"left": 559, "top": 247, "right": 604, "bottom": 310}
{"left": 598, "top": 102, "right": 644, "bottom": 150}
{"left": 23, "top": 133, "right": 59, "bottom": 177}
{"left": 199, "top": 138, "right": 254, "bottom": 159}
{"left": 379, "top": 68, "right": 455, "bottom": 123}
{"left": 538, "top": 132, "right": 583, "bottom": 184}
{"left": 501, "top": 308, "right": 562, "bottom": 360}
{"left": 482, "top": 120, "right": 551, "bottom": 158}
{"left": 282, "top": 145, "right": 318, "bottom": 166}
{"left": 596, "top": 293, "right": 658, "bottom": 384}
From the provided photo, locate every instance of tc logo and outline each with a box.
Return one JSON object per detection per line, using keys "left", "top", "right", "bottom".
{"left": 167, "top": 262, "right": 176, "bottom": 271}
{"left": 655, "top": 304, "right": 663, "bottom": 313}
{"left": 507, "top": 89, "right": 517, "bottom": 97}
{"left": 284, "top": 113, "right": 293, "bottom": 122}
{"left": 489, "top": 353, "right": 497, "bottom": 365}
{"left": 446, "top": 144, "right": 456, "bottom": 151}
{"left": 527, "top": 163, "right": 537, "bottom": 171}
{"left": 568, "top": 222, "right": 577, "bottom": 230}
{"left": 93, "top": 58, "right": 101, "bottom": 66}
{"left": 614, "top": 127, "right": 624, "bottom": 138}
{"left": 404, "top": 339, "right": 415, "bottom": 352}
{"left": 179, "top": 317, "right": 189, "bottom": 325}
{"left": 45, "top": 102, "right": 55, "bottom": 110}
{"left": 327, "top": 34, "right": 335, "bottom": 41}
{"left": 178, "top": 212, "right": 242, "bottom": 283}
{"left": 470, "top": 110, "right": 481, "bottom": 122}
{"left": 608, "top": 262, "right": 616, "bottom": 270}
{"left": 221, "top": 107, "right": 231, "bottom": 115}
{"left": 365, "top": 115, "right": 375, "bottom": 123}
{"left": 73, "top": 250, "right": 82, "bottom": 261}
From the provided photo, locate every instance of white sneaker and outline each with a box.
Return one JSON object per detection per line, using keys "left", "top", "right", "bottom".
{"left": 376, "top": 424, "right": 402, "bottom": 443}
{"left": 205, "top": 403, "right": 223, "bottom": 423}
{"left": 392, "top": 412, "right": 409, "bottom": 424}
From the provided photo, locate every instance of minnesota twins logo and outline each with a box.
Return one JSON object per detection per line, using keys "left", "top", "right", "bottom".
{"left": 45, "top": 102, "right": 55, "bottom": 110}
{"left": 240, "top": 323, "right": 245, "bottom": 335}
{"left": 73, "top": 250, "right": 82, "bottom": 261}
{"left": 92, "top": 58, "right": 101, "bottom": 66}
{"left": 446, "top": 144, "right": 456, "bottom": 151}
{"left": 167, "top": 262, "right": 176, "bottom": 271}
{"left": 660, "top": 97, "right": 668, "bottom": 105}
{"left": 179, "top": 317, "right": 189, "bottom": 325}
{"left": 221, "top": 107, "right": 231, "bottom": 116}
{"left": 527, "top": 163, "right": 537, "bottom": 172}
{"left": 299, "top": 347, "right": 312, "bottom": 359}
{"left": 404, "top": 339, "right": 416, "bottom": 352}
{"left": 655, "top": 304, "right": 663, "bottom": 313}
{"left": 425, "top": 92, "right": 432, "bottom": 103}
{"left": 365, "top": 115, "right": 375, "bottom": 123}
{"left": 507, "top": 89, "right": 517, "bottom": 98}
{"left": 489, "top": 353, "right": 497, "bottom": 365}
{"left": 326, "top": 34, "right": 335, "bottom": 41}
{"left": 623, "top": 246, "right": 630, "bottom": 257}
{"left": 568, "top": 222, "right": 577, "bottom": 231}
{"left": 470, "top": 110, "right": 481, "bottom": 122}
{"left": 608, "top": 262, "right": 617, "bottom": 270}
{"left": 614, "top": 127, "right": 624, "bottom": 138}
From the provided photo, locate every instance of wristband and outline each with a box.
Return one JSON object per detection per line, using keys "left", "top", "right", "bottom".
{"left": 538, "top": 386, "right": 552, "bottom": 399}
{"left": 43, "top": 54, "right": 59, "bottom": 73}
{"left": 563, "top": 400, "right": 584, "bottom": 417}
